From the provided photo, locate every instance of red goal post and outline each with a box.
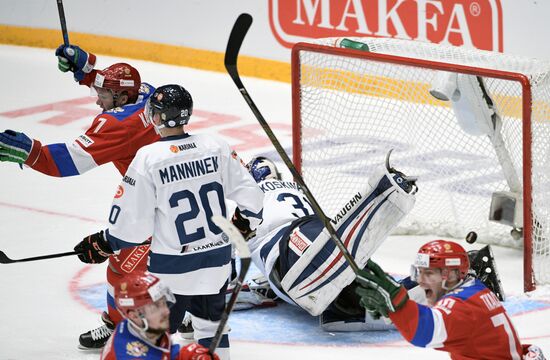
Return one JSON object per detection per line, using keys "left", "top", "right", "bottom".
{"left": 291, "top": 37, "right": 550, "bottom": 292}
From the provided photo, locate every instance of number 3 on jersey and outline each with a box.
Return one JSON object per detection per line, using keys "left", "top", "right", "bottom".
{"left": 169, "top": 181, "right": 226, "bottom": 246}
{"left": 277, "top": 193, "right": 312, "bottom": 218}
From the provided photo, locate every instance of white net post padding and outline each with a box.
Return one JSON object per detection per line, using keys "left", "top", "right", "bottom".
{"left": 292, "top": 37, "right": 550, "bottom": 291}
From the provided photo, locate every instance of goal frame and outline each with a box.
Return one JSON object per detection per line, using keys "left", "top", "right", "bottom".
{"left": 291, "top": 42, "right": 535, "bottom": 292}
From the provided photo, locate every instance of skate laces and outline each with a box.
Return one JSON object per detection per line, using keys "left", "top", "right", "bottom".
{"left": 90, "top": 324, "right": 113, "bottom": 341}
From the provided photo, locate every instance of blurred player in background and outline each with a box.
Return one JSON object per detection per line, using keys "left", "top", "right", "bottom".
{"left": 102, "top": 271, "right": 218, "bottom": 360}
{"left": 74, "top": 84, "right": 264, "bottom": 360}
{"left": 355, "top": 240, "right": 546, "bottom": 360}
{"left": 0, "top": 44, "right": 159, "bottom": 349}
{"left": 239, "top": 155, "right": 417, "bottom": 329}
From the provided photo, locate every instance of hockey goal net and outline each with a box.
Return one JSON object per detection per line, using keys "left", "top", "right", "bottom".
{"left": 291, "top": 37, "right": 550, "bottom": 291}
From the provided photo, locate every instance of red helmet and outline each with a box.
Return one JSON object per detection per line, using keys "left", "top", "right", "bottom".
{"left": 115, "top": 271, "right": 175, "bottom": 316}
{"left": 93, "top": 63, "right": 141, "bottom": 102}
{"left": 414, "top": 240, "right": 470, "bottom": 280}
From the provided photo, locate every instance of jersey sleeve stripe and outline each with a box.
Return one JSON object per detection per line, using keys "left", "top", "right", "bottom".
{"left": 425, "top": 308, "right": 448, "bottom": 348}
{"left": 46, "top": 143, "right": 79, "bottom": 176}
{"left": 240, "top": 208, "right": 263, "bottom": 219}
{"left": 148, "top": 246, "right": 231, "bottom": 274}
{"left": 68, "top": 141, "right": 99, "bottom": 174}
{"left": 105, "top": 229, "right": 142, "bottom": 251}
{"left": 410, "top": 304, "right": 436, "bottom": 347}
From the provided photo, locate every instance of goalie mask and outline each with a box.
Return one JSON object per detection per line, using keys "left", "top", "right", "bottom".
{"left": 115, "top": 271, "right": 175, "bottom": 317}
{"left": 411, "top": 240, "right": 470, "bottom": 282}
{"left": 247, "top": 156, "right": 281, "bottom": 183}
{"left": 93, "top": 63, "right": 141, "bottom": 103}
{"left": 145, "top": 84, "right": 193, "bottom": 130}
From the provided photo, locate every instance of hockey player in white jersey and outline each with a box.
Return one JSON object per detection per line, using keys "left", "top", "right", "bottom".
{"left": 243, "top": 155, "right": 417, "bottom": 327}
{"left": 74, "top": 85, "right": 264, "bottom": 360}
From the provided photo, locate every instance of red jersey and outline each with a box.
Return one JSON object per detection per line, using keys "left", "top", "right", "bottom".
{"left": 25, "top": 83, "right": 159, "bottom": 177}
{"left": 390, "top": 278, "right": 523, "bottom": 360}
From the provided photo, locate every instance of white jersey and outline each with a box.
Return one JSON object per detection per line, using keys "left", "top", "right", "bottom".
{"left": 247, "top": 179, "right": 313, "bottom": 300}
{"left": 105, "top": 133, "right": 264, "bottom": 295}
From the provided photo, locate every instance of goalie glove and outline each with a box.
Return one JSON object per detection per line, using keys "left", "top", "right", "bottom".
{"left": 355, "top": 259, "right": 409, "bottom": 317}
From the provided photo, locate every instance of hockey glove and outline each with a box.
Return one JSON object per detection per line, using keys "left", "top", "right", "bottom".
{"left": 231, "top": 207, "right": 255, "bottom": 240}
{"left": 0, "top": 130, "right": 34, "bottom": 164}
{"left": 178, "top": 343, "right": 220, "bottom": 360}
{"left": 355, "top": 259, "right": 409, "bottom": 317}
{"left": 55, "top": 45, "right": 96, "bottom": 82}
{"left": 74, "top": 230, "right": 113, "bottom": 264}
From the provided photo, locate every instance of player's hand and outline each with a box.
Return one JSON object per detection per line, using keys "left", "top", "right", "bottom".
{"left": 178, "top": 343, "right": 220, "bottom": 360}
{"left": 0, "top": 130, "right": 34, "bottom": 164}
{"left": 55, "top": 44, "right": 96, "bottom": 82}
{"left": 523, "top": 345, "right": 546, "bottom": 360}
{"left": 355, "top": 259, "right": 409, "bottom": 317}
{"left": 74, "top": 230, "right": 113, "bottom": 264}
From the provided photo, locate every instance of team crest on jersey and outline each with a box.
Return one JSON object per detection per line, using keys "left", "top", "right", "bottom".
{"left": 126, "top": 341, "right": 149, "bottom": 357}
{"left": 115, "top": 185, "right": 124, "bottom": 198}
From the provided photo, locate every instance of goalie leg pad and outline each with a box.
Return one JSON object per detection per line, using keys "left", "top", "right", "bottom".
{"left": 279, "top": 165, "right": 416, "bottom": 316}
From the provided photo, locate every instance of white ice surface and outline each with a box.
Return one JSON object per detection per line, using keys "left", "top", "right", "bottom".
{"left": 0, "top": 45, "right": 549, "bottom": 360}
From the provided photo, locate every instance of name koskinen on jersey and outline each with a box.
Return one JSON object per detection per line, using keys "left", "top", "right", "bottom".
{"left": 159, "top": 156, "right": 219, "bottom": 184}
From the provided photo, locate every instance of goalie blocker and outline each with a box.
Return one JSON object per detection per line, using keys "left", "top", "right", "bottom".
{"left": 253, "top": 163, "right": 417, "bottom": 316}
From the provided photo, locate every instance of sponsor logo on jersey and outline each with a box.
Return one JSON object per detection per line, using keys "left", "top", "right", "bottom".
{"left": 126, "top": 341, "right": 149, "bottom": 357}
{"left": 269, "top": 0, "right": 503, "bottom": 52}
{"left": 289, "top": 229, "right": 312, "bottom": 255}
{"left": 169, "top": 142, "right": 197, "bottom": 153}
{"left": 331, "top": 191, "right": 362, "bottom": 225}
{"left": 120, "top": 245, "right": 150, "bottom": 273}
{"left": 75, "top": 134, "right": 94, "bottom": 148}
{"left": 115, "top": 185, "right": 124, "bottom": 198}
{"left": 122, "top": 175, "right": 136, "bottom": 186}
{"left": 158, "top": 156, "right": 219, "bottom": 184}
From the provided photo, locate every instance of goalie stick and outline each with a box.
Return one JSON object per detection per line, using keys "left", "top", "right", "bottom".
{"left": 0, "top": 249, "right": 80, "bottom": 264}
{"left": 56, "top": 0, "right": 70, "bottom": 46}
{"left": 208, "top": 216, "right": 252, "bottom": 356}
{"left": 224, "top": 13, "right": 361, "bottom": 275}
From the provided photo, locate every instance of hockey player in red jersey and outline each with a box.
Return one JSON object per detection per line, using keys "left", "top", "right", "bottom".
{"left": 355, "top": 239, "right": 546, "bottom": 360}
{"left": 0, "top": 44, "right": 159, "bottom": 349}
{"left": 101, "top": 271, "right": 218, "bottom": 360}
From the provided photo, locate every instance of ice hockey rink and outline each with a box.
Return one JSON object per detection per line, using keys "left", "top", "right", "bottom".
{"left": 1, "top": 44, "right": 550, "bottom": 360}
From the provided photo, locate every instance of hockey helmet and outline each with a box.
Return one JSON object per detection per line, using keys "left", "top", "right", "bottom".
{"left": 115, "top": 271, "right": 175, "bottom": 316}
{"left": 247, "top": 156, "right": 281, "bottom": 183}
{"left": 412, "top": 240, "right": 470, "bottom": 281}
{"left": 145, "top": 84, "right": 193, "bottom": 129}
{"left": 93, "top": 63, "right": 141, "bottom": 102}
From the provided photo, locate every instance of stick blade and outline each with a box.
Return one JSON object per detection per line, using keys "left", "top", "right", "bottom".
{"left": 224, "top": 13, "right": 253, "bottom": 72}
{"left": 0, "top": 251, "right": 14, "bottom": 264}
{"left": 211, "top": 215, "right": 250, "bottom": 259}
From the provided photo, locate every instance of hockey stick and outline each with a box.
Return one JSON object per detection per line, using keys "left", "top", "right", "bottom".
{"left": 56, "top": 0, "right": 70, "bottom": 45}
{"left": 0, "top": 249, "right": 81, "bottom": 264}
{"left": 208, "top": 216, "right": 252, "bottom": 356}
{"left": 224, "top": 13, "right": 360, "bottom": 274}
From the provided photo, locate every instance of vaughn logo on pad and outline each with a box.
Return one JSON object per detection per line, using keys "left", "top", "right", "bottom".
{"left": 269, "top": 0, "right": 503, "bottom": 52}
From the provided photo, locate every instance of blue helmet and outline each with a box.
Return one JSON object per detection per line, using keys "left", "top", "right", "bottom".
{"left": 247, "top": 156, "right": 281, "bottom": 183}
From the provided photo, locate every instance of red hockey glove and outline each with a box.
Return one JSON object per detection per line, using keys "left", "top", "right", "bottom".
{"left": 74, "top": 230, "right": 113, "bottom": 264}
{"left": 523, "top": 345, "right": 546, "bottom": 360}
{"left": 178, "top": 343, "right": 220, "bottom": 360}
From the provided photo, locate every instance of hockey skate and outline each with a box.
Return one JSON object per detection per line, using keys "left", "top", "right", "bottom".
{"left": 78, "top": 311, "right": 115, "bottom": 350}
{"left": 385, "top": 149, "right": 418, "bottom": 195}
{"left": 177, "top": 312, "right": 194, "bottom": 340}
{"left": 227, "top": 274, "right": 279, "bottom": 311}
